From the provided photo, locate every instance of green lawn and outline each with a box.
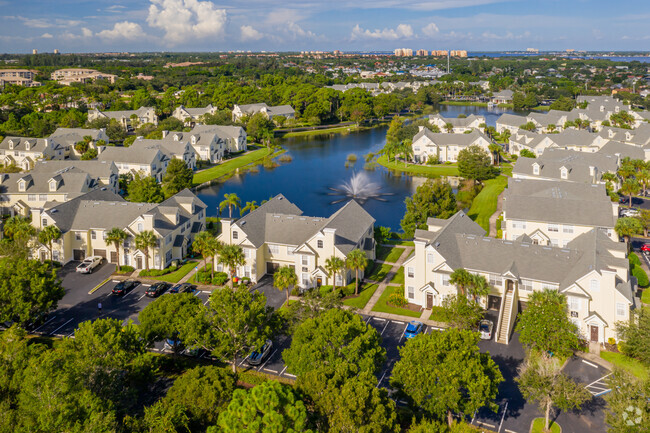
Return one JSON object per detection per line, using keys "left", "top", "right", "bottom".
{"left": 281, "top": 125, "right": 366, "bottom": 138}
{"left": 642, "top": 289, "right": 650, "bottom": 304}
{"left": 193, "top": 147, "right": 281, "bottom": 185}
{"left": 377, "top": 154, "right": 460, "bottom": 177}
{"left": 376, "top": 246, "right": 405, "bottom": 263}
{"left": 390, "top": 266, "right": 404, "bottom": 285}
{"left": 531, "top": 418, "right": 561, "bottom": 433}
{"left": 384, "top": 239, "right": 415, "bottom": 247}
{"left": 366, "top": 263, "right": 393, "bottom": 283}
{"left": 343, "top": 283, "right": 379, "bottom": 309}
{"left": 439, "top": 101, "right": 488, "bottom": 107}
{"left": 372, "top": 286, "right": 422, "bottom": 318}
{"left": 600, "top": 352, "right": 649, "bottom": 380}
{"left": 467, "top": 174, "right": 509, "bottom": 232}
{"left": 150, "top": 261, "right": 198, "bottom": 284}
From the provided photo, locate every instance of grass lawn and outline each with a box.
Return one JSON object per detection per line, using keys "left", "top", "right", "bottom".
{"left": 366, "top": 263, "right": 393, "bottom": 283}
{"left": 281, "top": 125, "right": 366, "bottom": 137}
{"left": 390, "top": 267, "right": 404, "bottom": 285}
{"left": 193, "top": 147, "right": 281, "bottom": 185}
{"left": 531, "top": 418, "right": 561, "bottom": 433}
{"left": 372, "top": 286, "right": 422, "bottom": 318}
{"left": 467, "top": 174, "right": 509, "bottom": 232}
{"left": 343, "top": 283, "right": 379, "bottom": 309}
{"left": 150, "top": 261, "right": 198, "bottom": 284}
{"left": 384, "top": 239, "right": 415, "bottom": 247}
{"left": 377, "top": 154, "right": 460, "bottom": 177}
{"left": 376, "top": 246, "right": 405, "bottom": 263}
{"left": 440, "top": 101, "right": 488, "bottom": 107}
{"left": 642, "top": 288, "right": 650, "bottom": 304}
{"left": 600, "top": 351, "right": 649, "bottom": 380}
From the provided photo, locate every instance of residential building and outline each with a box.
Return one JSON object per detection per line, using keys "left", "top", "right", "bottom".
{"left": 32, "top": 189, "right": 206, "bottom": 269}
{"left": 171, "top": 104, "right": 219, "bottom": 126}
{"left": 491, "top": 90, "right": 514, "bottom": 105}
{"left": 0, "top": 69, "right": 41, "bottom": 87}
{"left": 48, "top": 127, "right": 109, "bottom": 159}
{"left": 411, "top": 128, "right": 492, "bottom": 163}
{"left": 97, "top": 145, "right": 169, "bottom": 182}
{"left": 502, "top": 179, "right": 618, "bottom": 246}
{"left": 88, "top": 107, "right": 158, "bottom": 130}
{"left": 160, "top": 130, "right": 224, "bottom": 163}
{"left": 416, "top": 49, "right": 429, "bottom": 56}
{"left": 394, "top": 48, "right": 413, "bottom": 57}
{"left": 428, "top": 114, "right": 485, "bottom": 133}
{"left": 403, "top": 211, "right": 634, "bottom": 344}
{"left": 496, "top": 113, "right": 527, "bottom": 134}
{"left": 31, "top": 160, "right": 119, "bottom": 193}
{"left": 0, "top": 137, "right": 64, "bottom": 170}
{"left": 131, "top": 137, "right": 197, "bottom": 170}
{"left": 218, "top": 195, "right": 376, "bottom": 287}
{"left": 232, "top": 103, "right": 295, "bottom": 122}
{"left": 188, "top": 124, "right": 247, "bottom": 154}
{"left": 51, "top": 68, "right": 117, "bottom": 85}
{"left": 512, "top": 149, "right": 619, "bottom": 184}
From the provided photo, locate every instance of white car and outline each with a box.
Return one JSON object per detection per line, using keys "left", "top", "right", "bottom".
{"left": 479, "top": 320, "right": 494, "bottom": 340}
{"left": 621, "top": 208, "right": 639, "bottom": 217}
{"left": 75, "top": 256, "right": 103, "bottom": 274}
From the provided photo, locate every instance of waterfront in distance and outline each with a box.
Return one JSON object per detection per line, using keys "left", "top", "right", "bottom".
{"left": 197, "top": 105, "right": 515, "bottom": 230}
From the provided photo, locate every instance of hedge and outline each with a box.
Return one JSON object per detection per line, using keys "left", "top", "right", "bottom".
{"left": 115, "top": 265, "right": 135, "bottom": 274}
{"left": 139, "top": 265, "right": 180, "bottom": 277}
{"left": 632, "top": 265, "right": 649, "bottom": 288}
{"left": 629, "top": 252, "right": 642, "bottom": 267}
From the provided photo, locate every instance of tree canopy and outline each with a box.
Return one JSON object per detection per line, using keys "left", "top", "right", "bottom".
{"left": 457, "top": 145, "right": 497, "bottom": 184}
{"left": 162, "top": 158, "right": 194, "bottom": 198}
{"left": 400, "top": 179, "right": 457, "bottom": 237}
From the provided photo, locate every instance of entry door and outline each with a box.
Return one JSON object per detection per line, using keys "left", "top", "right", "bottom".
{"left": 590, "top": 325, "right": 599, "bottom": 342}
{"left": 73, "top": 249, "right": 85, "bottom": 261}
{"left": 266, "top": 262, "right": 279, "bottom": 274}
{"left": 316, "top": 277, "right": 322, "bottom": 287}
{"left": 136, "top": 256, "right": 143, "bottom": 270}
{"left": 110, "top": 251, "right": 118, "bottom": 263}
{"left": 40, "top": 251, "right": 47, "bottom": 262}
{"left": 426, "top": 292, "right": 434, "bottom": 309}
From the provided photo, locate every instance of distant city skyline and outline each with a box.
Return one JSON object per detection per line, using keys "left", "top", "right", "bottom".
{"left": 1, "top": 0, "right": 649, "bottom": 54}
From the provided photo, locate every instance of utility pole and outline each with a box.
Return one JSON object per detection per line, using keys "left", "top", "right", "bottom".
{"left": 447, "top": 51, "right": 450, "bottom": 74}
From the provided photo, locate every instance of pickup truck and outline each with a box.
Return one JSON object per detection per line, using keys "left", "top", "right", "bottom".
{"left": 75, "top": 256, "right": 104, "bottom": 274}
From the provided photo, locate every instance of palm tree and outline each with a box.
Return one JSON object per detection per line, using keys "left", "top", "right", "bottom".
{"left": 445, "top": 122, "right": 454, "bottom": 133}
{"left": 467, "top": 274, "right": 490, "bottom": 304}
{"left": 205, "top": 237, "right": 222, "bottom": 280}
{"left": 346, "top": 249, "right": 367, "bottom": 296}
{"left": 218, "top": 244, "right": 245, "bottom": 288}
{"left": 37, "top": 226, "right": 61, "bottom": 267}
{"left": 193, "top": 231, "right": 214, "bottom": 273}
{"left": 488, "top": 143, "right": 501, "bottom": 165}
{"left": 274, "top": 265, "right": 298, "bottom": 303}
{"left": 219, "top": 193, "right": 241, "bottom": 218}
{"left": 106, "top": 227, "right": 127, "bottom": 271}
{"left": 620, "top": 178, "right": 641, "bottom": 207}
{"left": 547, "top": 124, "right": 556, "bottom": 133}
{"left": 241, "top": 201, "right": 259, "bottom": 215}
{"left": 325, "top": 256, "right": 345, "bottom": 291}
{"left": 4, "top": 216, "right": 34, "bottom": 241}
{"left": 615, "top": 217, "right": 643, "bottom": 253}
{"left": 450, "top": 268, "right": 473, "bottom": 297}
{"left": 637, "top": 170, "right": 650, "bottom": 196}
{"left": 135, "top": 230, "right": 157, "bottom": 271}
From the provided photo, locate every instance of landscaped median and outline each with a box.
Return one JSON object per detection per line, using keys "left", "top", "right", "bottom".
{"left": 192, "top": 147, "right": 284, "bottom": 185}
{"left": 376, "top": 154, "right": 460, "bottom": 177}
{"left": 143, "top": 261, "right": 198, "bottom": 284}
{"left": 371, "top": 285, "right": 423, "bottom": 318}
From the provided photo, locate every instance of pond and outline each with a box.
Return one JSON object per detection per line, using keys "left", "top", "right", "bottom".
{"left": 197, "top": 105, "right": 516, "bottom": 231}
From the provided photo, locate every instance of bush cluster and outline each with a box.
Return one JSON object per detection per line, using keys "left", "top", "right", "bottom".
{"left": 387, "top": 292, "right": 408, "bottom": 307}
{"left": 140, "top": 265, "right": 180, "bottom": 277}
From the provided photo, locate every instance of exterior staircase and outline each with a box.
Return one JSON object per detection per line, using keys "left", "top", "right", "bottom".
{"left": 496, "top": 287, "right": 517, "bottom": 344}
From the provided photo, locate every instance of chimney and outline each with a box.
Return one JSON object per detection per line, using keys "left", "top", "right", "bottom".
{"left": 589, "top": 166, "right": 595, "bottom": 176}
{"left": 162, "top": 130, "right": 169, "bottom": 138}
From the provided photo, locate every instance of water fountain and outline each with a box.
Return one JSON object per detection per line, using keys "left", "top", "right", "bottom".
{"left": 328, "top": 172, "right": 393, "bottom": 204}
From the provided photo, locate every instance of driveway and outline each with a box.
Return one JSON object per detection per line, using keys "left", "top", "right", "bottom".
{"left": 251, "top": 275, "right": 287, "bottom": 310}
{"left": 58, "top": 260, "right": 116, "bottom": 307}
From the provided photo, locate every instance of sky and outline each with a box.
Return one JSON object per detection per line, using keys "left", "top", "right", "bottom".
{"left": 1, "top": 0, "right": 649, "bottom": 54}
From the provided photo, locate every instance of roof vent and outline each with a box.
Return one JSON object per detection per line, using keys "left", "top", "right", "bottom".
{"left": 51, "top": 209, "right": 58, "bottom": 213}
{"left": 241, "top": 221, "right": 246, "bottom": 225}
{"left": 434, "top": 242, "right": 440, "bottom": 247}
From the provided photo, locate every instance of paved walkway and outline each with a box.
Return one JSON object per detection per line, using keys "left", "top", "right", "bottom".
{"left": 362, "top": 245, "right": 414, "bottom": 315}
{"left": 488, "top": 187, "right": 505, "bottom": 238}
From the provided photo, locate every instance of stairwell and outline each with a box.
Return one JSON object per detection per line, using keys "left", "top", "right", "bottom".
{"left": 497, "top": 289, "right": 514, "bottom": 344}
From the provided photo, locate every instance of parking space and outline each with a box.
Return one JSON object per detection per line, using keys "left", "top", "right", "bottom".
{"left": 251, "top": 275, "right": 286, "bottom": 310}
{"left": 563, "top": 357, "right": 612, "bottom": 397}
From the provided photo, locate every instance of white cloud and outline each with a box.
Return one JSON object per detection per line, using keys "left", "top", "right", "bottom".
{"left": 240, "top": 25, "right": 263, "bottom": 41}
{"left": 147, "top": 0, "right": 227, "bottom": 45}
{"left": 97, "top": 21, "right": 147, "bottom": 41}
{"left": 284, "top": 21, "right": 317, "bottom": 40}
{"left": 40, "top": 33, "right": 53, "bottom": 39}
{"left": 350, "top": 23, "right": 414, "bottom": 40}
{"left": 81, "top": 28, "right": 93, "bottom": 38}
{"left": 106, "top": 5, "right": 127, "bottom": 13}
{"left": 422, "top": 23, "right": 439, "bottom": 36}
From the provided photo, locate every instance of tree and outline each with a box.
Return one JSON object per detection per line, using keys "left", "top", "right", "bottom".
{"left": 457, "top": 145, "right": 497, "bottom": 184}
{"left": 620, "top": 178, "right": 641, "bottom": 207}
{"left": 135, "top": 230, "right": 157, "bottom": 271}
{"left": 604, "top": 369, "right": 650, "bottom": 433}
{"left": 0, "top": 257, "right": 64, "bottom": 326}
{"left": 3, "top": 215, "right": 36, "bottom": 254}
{"left": 282, "top": 289, "right": 343, "bottom": 333}
{"left": 400, "top": 179, "right": 457, "bottom": 237}
{"left": 549, "top": 97, "right": 575, "bottom": 112}
{"left": 139, "top": 293, "right": 202, "bottom": 354}
{"left": 246, "top": 112, "right": 275, "bottom": 142}
{"left": 216, "top": 381, "right": 312, "bottom": 433}
{"left": 636, "top": 209, "right": 650, "bottom": 237}
{"left": 442, "top": 294, "right": 484, "bottom": 330}
{"left": 219, "top": 193, "right": 241, "bottom": 218}
{"left": 445, "top": 122, "right": 454, "bottom": 133}
{"left": 468, "top": 273, "right": 490, "bottom": 303}
{"left": 346, "top": 249, "right": 367, "bottom": 296}
{"left": 488, "top": 143, "right": 501, "bottom": 165}
{"left": 325, "top": 256, "right": 346, "bottom": 291}
{"left": 37, "top": 225, "right": 61, "bottom": 266}
{"left": 81, "top": 148, "right": 98, "bottom": 160}
{"left": 449, "top": 268, "right": 473, "bottom": 297}
{"left": 520, "top": 149, "right": 536, "bottom": 158}
{"left": 390, "top": 329, "right": 503, "bottom": 427}
{"left": 520, "top": 121, "right": 537, "bottom": 131}
{"left": 218, "top": 244, "right": 245, "bottom": 288}
{"left": 517, "top": 354, "right": 590, "bottom": 432}
{"left": 162, "top": 158, "right": 193, "bottom": 198}
{"left": 385, "top": 117, "right": 404, "bottom": 158}
{"left": 283, "top": 308, "right": 385, "bottom": 380}
{"left": 515, "top": 290, "right": 579, "bottom": 359}
{"left": 127, "top": 173, "right": 164, "bottom": 203}
{"left": 512, "top": 92, "right": 525, "bottom": 110}
{"left": 105, "top": 227, "right": 127, "bottom": 272}
{"left": 615, "top": 217, "right": 643, "bottom": 252}
{"left": 193, "top": 231, "right": 221, "bottom": 279}
{"left": 74, "top": 140, "right": 89, "bottom": 154}
{"left": 615, "top": 306, "right": 650, "bottom": 365}
{"left": 186, "top": 285, "right": 270, "bottom": 373}
{"left": 274, "top": 265, "right": 298, "bottom": 303}
{"left": 241, "top": 201, "right": 258, "bottom": 215}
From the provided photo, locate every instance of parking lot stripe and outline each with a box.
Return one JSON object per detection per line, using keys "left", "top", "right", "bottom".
{"left": 581, "top": 359, "right": 598, "bottom": 368}
{"left": 373, "top": 317, "right": 386, "bottom": 322}
{"left": 365, "top": 316, "right": 372, "bottom": 324}
{"left": 238, "top": 358, "right": 248, "bottom": 367}
{"left": 263, "top": 368, "right": 279, "bottom": 374}
{"left": 498, "top": 401, "right": 508, "bottom": 432}
{"left": 380, "top": 321, "right": 390, "bottom": 335}
{"left": 50, "top": 318, "right": 74, "bottom": 335}
{"left": 475, "top": 421, "right": 495, "bottom": 429}
{"left": 398, "top": 324, "right": 408, "bottom": 342}
{"left": 586, "top": 373, "right": 612, "bottom": 389}
{"left": 504, "top": 429, "right": 518, "bottom": 433}
{"left": 203, "top": 299, "right": 210, "bottom": 305}
{"left": 285, "top": 373, "right": 296, "bottom": 378}
{"left": 393, "top": 320, "right": 405, "bottom": 325}
{"left": 32, "top": 315, "right": 58, "bottom": 332}
{"left": 377, "top": 367, "right": 390, "bottom": 388}
{"left": 258, "top": 349, "right": 277, "bottom": 371}
{"left": 138, "top": 294, "right": 147, "bottom": 300}
{"left": 141, "top": 284, "right": 151, "bottom": 287}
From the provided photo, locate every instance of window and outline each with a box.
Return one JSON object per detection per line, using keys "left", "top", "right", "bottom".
{"left": 244, "top": 266, "right": 251, "bottom": 278}
{"left": 302, "top": 255, "right": 309, "bottom": 266}
{"left": 590, "top": 279, "right": 600, "bottom": 292}
{"left": 533, "top": 164, "right": 540, "bottom": 175}
{"left": 28, "top": 194, "right": 36, "bottom": 201}
{"left": 547, "top": 224, "right": 559, "bottom": 232}
{"left": 489, "top": 275, "right": 502, "bottom": 287}
{"left": 442, "top": 275, "right": 450, "bottom": 286}
{"left": 427, "top": 253, "right": 434, "bottom": 264}
{"left": 563, "top": 225, "right": 574, "bottom": 234}
{"left": 302, "top": 267, "right": 308, "bottom": 272}
{"left": 550, "top": 239, "right": 559, "bottom": 247}
{"left": 616, "top": 303, "right": 626, "bottom": 316}
{"left": 560, "top": 168, "right": 568, "bottom": 179}
{"left": 137, "top": 223, "right": 143, "bottom": 232}
{"left": 75, "top": 232, "right": 82, "bottom": 241}
{"left": 521, "top": 279, "right": 533, "bottom": 291}
{"left": 301, "top": 273, "right": 309, "bottom": 287}
{"left": 53, "top": 250, "right": 59, "bottom": 261}
{"left": 407, "top": 267, "right": 414, "bottom": 278}
{"left": 39, "top": 194, "right": 47, "bottom": 201}
{"left": 42, "top": 219, "right": 48, "bottom": 227}
{"left": 512, "top": 221, "right": 527, "bottom": 230}
{"left": 407, "top": 286, "right": 415, "bottom": 299}
{"left": 569, "top": 296, "right": 580, "bottom": 311}
{"left": 317, "top": 240, "right": 323, "bottom": 248}
{"left": 269, "top": 245, "right": 279, "bottom": 254}
{"left": 233, "top": 231, "right": 238, "bottom": 240}
{"left": 166, "top": 250, "right": 172, "bottom": 263}
{"left": 244, "top": 248, "right": 251, "bottom": 259}
{"left": 91, "top": 231, "right": 96, "bottom": 240}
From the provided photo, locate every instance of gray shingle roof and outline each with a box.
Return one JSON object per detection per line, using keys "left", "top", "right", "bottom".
{"left": 413, "top": 128, "right": 489, "bottom": 147}
{"left": 48, "top": 128, "right": 106, "bottom": 146}
{"left": 512, "top": 149, "right": 618, "bottom": 183}
{"left": 98, "top": 145, "right": 166, "bottom": 165}
{"left": 32, "top": 160, "right": 117, "bottom": 179}
{"left": 429, "top": 114, "right": 485, "bottom": 128}
{"left": 0, "top": 171, "right": 95, "bottom": 195}
{"left": 0, "top": 136, "right": 62, "bottom": 152}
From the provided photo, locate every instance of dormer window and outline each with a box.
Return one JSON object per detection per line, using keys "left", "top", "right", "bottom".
{"left": 174, "top": 134, "right": 180, "bottom": 141}
{"left": 608, "top": 130, "right": 614, "bottom": 138}
{"left": 49, "top": 180, "right": 56, "bottom": 191}
{"left": 8, "top": 140, "right": 13, "bottom": 150}
{"left": 561, "top": 167, "right": 568, "bottom": 179}
{"left": 533, "top": 163, "right": 540, "bottom": 175}
{"left": 25, "top": 141, "right": 30, "bottom": 151}
{"left": 18, "top": 180, "right": 26, "bottom": 192}
{"left": 191, "top": 136, "right": 197, "bottom": 145}
{"left": 626, "top": 133, "right": 632, "bottom": 141}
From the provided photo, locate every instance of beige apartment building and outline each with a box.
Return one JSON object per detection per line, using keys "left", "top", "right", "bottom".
{"left": 97, "top": 145, "right": 169, "bottom": 182}
{"left": 88, "top": 107, "right": 158, "bottom": 129}
{"left": 232, "top": 103, "right": 295, "bottom": 122}
{"left": 0, "top": 136, "right": 64, "bottom": 170}
{"left": 0, "top": 69, "right": 41, "bottom": 87}
{"left": 131, "top": 137, "right": 197, "bottom": 170}
{"left": 31, "top": 160, "right": 119, "bottom": 193}
{"left": 171, "top": 104, "right": 219, "bottom": 126}
{"left": 428, "top": 114, "right": 486, "bottom": 133}
{"left": 218, "top": 195, "right": 376, "bottom": 287}
{"left": 411, "top": 128, "right": 492, "bottom": 163}
{"left": 48, "top": 127, "right": 110, "bottom": 159}
{"left": 51, "top": 68, "right": 117, "bottom": 85}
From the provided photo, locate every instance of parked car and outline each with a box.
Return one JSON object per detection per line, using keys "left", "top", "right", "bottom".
{"left": 404, "top": 321, "right": 424, "bottom": 339}
{"left": 479, "top": 319, "right": 494, "bottom": 340}
{"left": 112, "top": 279, "right": 139, "bottom": 296}
{"left": 621, "top": 208, "right": 640, "bottom": 217}
{"left": 247, "top": 340, "right": 273, "bottom": 366}
{"left": 169, "top": 283, "right": 197, "bottom": 294}
{"left": 76, "top": 256, "right": 103, "bottom": 274}
{"left": 145, "top": 282, "right": 169, "bottom": 297}
{"left": 641, "top": 244, "right": 650, "bottom": 253}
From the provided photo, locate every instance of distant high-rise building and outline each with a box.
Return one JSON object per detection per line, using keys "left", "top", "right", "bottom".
{"left": 394, "top": 48, "right": 413, "bottom": 57}
{"left": 450, "top": 50, "right": 467, "bottom": 58}
{"left": 54, "top": 49, "right": 60, "bottom": 54}
{"left": 333, "top": 50, "right": 342, "bottom": 56}
{"left": 526, "top": 48, "right": 539, "bottom": 53}
{"left": 32, "top": 49, "right": 38, "bottom": 55}
{"left": 416, "top": 49, "right": 429, "bottom": 56}
{"left": 431, "top": 50, "right": 448, "bottom": 57}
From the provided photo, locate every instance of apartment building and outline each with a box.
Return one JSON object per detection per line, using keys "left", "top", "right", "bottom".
{"left": 0, "top": 69, "right": 41, "bottom": 87}
{"left": 48, "top": 127, "right": 109, "bottom": 159}
{"left": 188, "top": 124, "right": 247, "bottom": 154}
{"left": 0, "top": 137, "right": 64, "bottom": 170}
{"left": 51, "top": 68, "right": 117, "bottom": 85}
{"left": 428, "top": 114, "right": 485, "bottom": 133}
{"left": 31, "top": 160, "right": 119, "bottom": 193}
{"left": 88, "top": 107, "right": 158, "bottom": 129}
{"left": 512, "top": 149, "right": 619, "bottom": 184}
{"left": 97, "top": 145, "right": 169, "bottom": 182}
{"left": 411, "top": 128, "right": 492, "bottom": 163}
{"left": 131, "top": 137, "right": 197, "bottom": 170}
{"left": 171, "top": 104, "right": 219, "bottom": 126}
{"left": 232, "top": 103, "right": 295, "bottom": 122}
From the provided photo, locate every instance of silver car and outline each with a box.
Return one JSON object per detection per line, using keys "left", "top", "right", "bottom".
{"left": 75, "top": 256, "right": 103, "bottom": 274}
{"left": 479, "top": 320, "right": 494, "bottom": 340}
{"left": 247, "top": 340, "right": 273, "bottom": 366}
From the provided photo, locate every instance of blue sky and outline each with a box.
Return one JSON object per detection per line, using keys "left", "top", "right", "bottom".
{"left": 0, "top": 0, "right": 649, "bottom": 53}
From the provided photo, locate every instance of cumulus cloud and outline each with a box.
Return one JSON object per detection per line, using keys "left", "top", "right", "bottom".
{"left": 147, "top": 0, "right": 227, "bottom": 45}
{"left": 422, "top": 23, "right": 439, "bottom": 36}
{"left": 350, "top": 23, "right": 414, "bottom": 40}
{"left": 240, "top": 25, "right": 263, "bottom": 41}
{"left": 284, "top": 22, "right": 317, "bottom": 40}
{"left": 40, "top": 33, "right": 53, "bottom": 39}
{"left": 97, "top": 21, "right": 147, "bottom": 41}
{"left": 81, "top": 27, "right": 93, "bottom": 38}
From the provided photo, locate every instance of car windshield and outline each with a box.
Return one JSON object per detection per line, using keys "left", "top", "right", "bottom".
{"left": 480, "top": 323, "right": 489, "bottom": 331}
{"left": 406, "top": 323, "right": 419, "bottom": 332}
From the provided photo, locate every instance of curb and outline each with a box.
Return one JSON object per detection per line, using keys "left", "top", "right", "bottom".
{"left": 88, "top": 277, "right": 112, "bottom": 295}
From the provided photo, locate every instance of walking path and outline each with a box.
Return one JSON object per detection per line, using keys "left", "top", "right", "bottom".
{"left": 362, "top": 245, "right": 414, "bottom": 315}
{"left": 488, "top": 189, "right": 505, "bottom": 237}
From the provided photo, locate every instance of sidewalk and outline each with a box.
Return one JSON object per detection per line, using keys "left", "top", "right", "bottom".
{"left": 488, "top": 187, "right": 505, "bottom": 237}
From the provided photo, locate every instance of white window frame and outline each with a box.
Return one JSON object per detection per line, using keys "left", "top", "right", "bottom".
{"left": 407, "top": 267, "right": 414, "bottom": 278}
{"left": 616, "top": 303, "right": 626, "bottom": 316}
{"left": 407, "top": 286, "right": 415, "bottom": 299}
{"left": 427, "top": 253, "right": 434, "bottom": 264}
{"left": 590, "top": 279, "right": 600, "bottom": 292}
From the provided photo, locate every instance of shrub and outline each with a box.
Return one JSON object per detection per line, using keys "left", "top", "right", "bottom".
{"left": 278, "top": 154, "right": 293, "bottom": 163}
{"left": 426, "top": 155, "right": 441, "bottom": 165}
{"left": 115, "top": 265, "right": 135, "bottom": 274}
{"left": 632, "top": 265, "right": 649, "bottom": 287}
{"left": 241, "top": 276, "right": 251, "bottom": 285}
{"left": 496, "top": 229, "right": 503, "bottom": 239}
{"left": 607, "top": 337, "right": 617, "bottom": 346}
{"left": 195, "top": 271, "right": 212, "bottom": 284}
{"left": 139, "top": 265, "right": 179, "bottom": 277}
{"left": 387, "top": 292, "right": 408, "bottom": 307}
{"left": 213, "top": 272, "right": 229, "bottom": 286}
{"left": 629, "top": 252, "right": 642, "bottom": 267}
{"left": 346, "top": 154, "right": 357, "bottom": 162}
{"left": 42, "top": 260, "right": 62, "bottom": 268}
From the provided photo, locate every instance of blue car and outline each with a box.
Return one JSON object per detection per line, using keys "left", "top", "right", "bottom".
{"left": 404, "top": 321, "right": 424, "bottom": 339}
